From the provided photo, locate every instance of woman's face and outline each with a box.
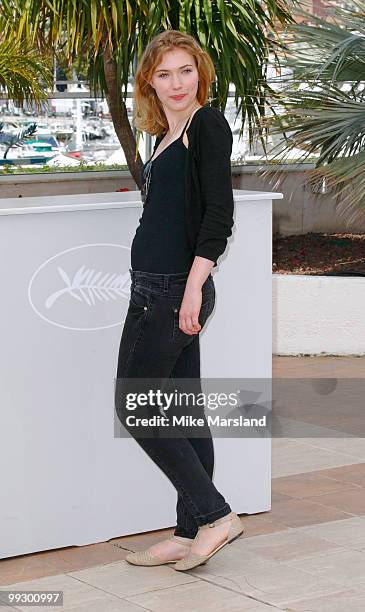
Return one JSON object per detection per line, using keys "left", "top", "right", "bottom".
{"left": 150, "top": 47, "right": 199, "bottom": 114}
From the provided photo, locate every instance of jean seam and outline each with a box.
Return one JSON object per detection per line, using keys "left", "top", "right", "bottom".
{"left": 121, "top": 305, "right": 151, "bottom": 376}
{"left": 137, "top": 442, "right": 203, "bottom": 518}
{"left": 172, "top": 308, "right": 186, "bottom": 341}
{"left": 140, "top": 442, "right": 229, "bottom": 525}
{"left": 172, "top": 307, "right": 177, "bottom": 340}
{"left": 177, "top": 498, "right": 197, "bottom": 535}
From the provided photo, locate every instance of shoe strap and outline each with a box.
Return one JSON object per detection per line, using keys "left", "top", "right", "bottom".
{"left": 198, "top": 511, "right": 235, "bottom": 530}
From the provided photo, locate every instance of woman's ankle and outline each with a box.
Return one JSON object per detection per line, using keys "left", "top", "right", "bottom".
{"left": 172, "top": 534, "right": 195, "bottom": 543}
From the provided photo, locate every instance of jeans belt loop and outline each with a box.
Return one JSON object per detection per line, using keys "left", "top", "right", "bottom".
{"left": 163, "top": 274, "right": 169, "bottom": 293}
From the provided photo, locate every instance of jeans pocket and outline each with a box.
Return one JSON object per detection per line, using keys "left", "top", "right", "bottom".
{"left": 130, "top": 285, "right": 151, "bottom": 312}
{"left": 198, "top": 296, "right": 215, "bottom": 329}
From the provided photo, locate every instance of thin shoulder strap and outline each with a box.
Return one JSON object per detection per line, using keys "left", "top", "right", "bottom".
{"left": 154, "top": 133, "right": 163, "bottom": 149}
{"left": 179, "top": 116, "right": 191, "bottom": 140}
{"left": 179, "top": 106, "right": 204, "bottom": 140}
{"left": 145, "top": 134, "right": 162, "bottom": 164}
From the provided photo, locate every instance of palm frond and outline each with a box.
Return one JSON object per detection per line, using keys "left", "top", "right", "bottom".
{"left": 3, "top": 123, "right": 38, "bottom": 159}
{"left": 265, "top": 83, "right": 365, "bottom": 164}
{"left": 307, "top": 149, "right": 365, "bottom": 225}
{"left": 0, "top": 33, "right": 52, "bottom": 106}
{"left": 2, "top": 0, "right": 298, "bottom": 151}
{"left": 278, "top": 0, "right": 365, "bottom": 83}
{"left": 262, "top": 0, "right": 365, "bottom": 217}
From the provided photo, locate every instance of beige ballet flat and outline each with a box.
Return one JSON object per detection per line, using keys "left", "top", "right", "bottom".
{"left": 174, "top": 511, "right": 244, "bottom": 571}
{"left": 125, "top": 534, "right": 194, "bottom": 566}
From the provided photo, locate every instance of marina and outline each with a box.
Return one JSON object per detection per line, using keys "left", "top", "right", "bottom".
{"left": 0, "top": 77, "right": 314, "bottom": 172}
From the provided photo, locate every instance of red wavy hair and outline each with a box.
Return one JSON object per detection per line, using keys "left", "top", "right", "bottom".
{"left": 133, "top": 30, "right": 216, "bottom": 137}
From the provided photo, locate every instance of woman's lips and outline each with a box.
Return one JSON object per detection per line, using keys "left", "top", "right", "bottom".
{"left": 170, "top": 94, "right": 186, "bottom": 100}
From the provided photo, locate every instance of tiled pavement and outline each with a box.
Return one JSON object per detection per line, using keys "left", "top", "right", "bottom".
{"left": 1, "top": 356, "right": 365, "bottom": 611}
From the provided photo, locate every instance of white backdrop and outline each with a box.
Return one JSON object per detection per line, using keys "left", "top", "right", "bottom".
{"left": 0, "top": 188, "right": 282, "bottom": 558}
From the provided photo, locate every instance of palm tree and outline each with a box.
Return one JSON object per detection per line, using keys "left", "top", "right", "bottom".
{"left": 260, "top": 0, "right": 365, "bottom": 223}
{"left": 1, "top": 0, "right": 297, "bottom": 188}
{"left": 0, "top": 22, "right": 52, "bottom": 162}
{"left": 0, "top": 31, "right": 52, "bottom": 106}
{"left": 0, "top": 122, "right": 38, "bottom": 159}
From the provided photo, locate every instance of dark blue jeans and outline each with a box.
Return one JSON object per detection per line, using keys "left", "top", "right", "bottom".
{"left": 115, "top": 268, "right": 232, "bottom": 538}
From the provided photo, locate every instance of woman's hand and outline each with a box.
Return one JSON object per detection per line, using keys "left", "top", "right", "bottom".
{"left": 179, "top": 256, "right": 215, "bottom": 335}
{"left": 178, "top": 285, "right": 203, "bottom": 335}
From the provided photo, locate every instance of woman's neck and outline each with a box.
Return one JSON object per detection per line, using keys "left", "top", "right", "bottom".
{"left": 164, "top": 101, "right": 202, "bottom": 136}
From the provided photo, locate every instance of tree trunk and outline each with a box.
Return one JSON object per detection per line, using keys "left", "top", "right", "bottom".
{"left": 102, "top": 33, "right": 142, "bottom": 189}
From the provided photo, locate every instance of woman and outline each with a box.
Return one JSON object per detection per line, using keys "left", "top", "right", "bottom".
{"left": 115, "top": 29, "right": 243, "bottom": 572}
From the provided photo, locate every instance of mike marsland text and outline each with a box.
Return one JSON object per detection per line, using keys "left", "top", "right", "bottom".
{"left": 124, "top": 415, "right": 267, "bottom": 427}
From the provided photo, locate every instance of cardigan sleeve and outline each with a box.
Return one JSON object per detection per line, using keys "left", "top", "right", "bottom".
{"left": 194, "top": 109, "right": 234, "bottom": 267}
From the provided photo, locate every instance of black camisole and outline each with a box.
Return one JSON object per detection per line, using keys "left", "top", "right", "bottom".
{"left": 130, "top": 116, "right": 194, "bottom": 273}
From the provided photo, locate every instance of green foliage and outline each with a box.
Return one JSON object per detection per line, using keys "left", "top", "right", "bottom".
{"left": 0, "top": 24, "right": 53, "bottom": 106}
{"left": 0, "top": 162, "right": 129, "bottom": 174}
{"left": 1, "top": 0, "right": 298, "bottom": 152}
{"left": 260, "top": 0, "right": 365, "bottom": 220}
{"left": 2, "top": 122, "right": 38, "bottom": 159}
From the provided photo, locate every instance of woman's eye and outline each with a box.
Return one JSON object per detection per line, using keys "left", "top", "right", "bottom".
{"left": 158, "top": 69, "right": 192, "bottom": 78}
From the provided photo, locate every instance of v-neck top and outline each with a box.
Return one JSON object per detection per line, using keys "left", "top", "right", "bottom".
{"left": 130, "top": 116, "right": 194, "bottom": 273}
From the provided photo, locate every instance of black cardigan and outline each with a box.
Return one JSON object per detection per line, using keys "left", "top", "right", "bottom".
{"left": 148, "top": 105, "right": 234, "bottom": 268}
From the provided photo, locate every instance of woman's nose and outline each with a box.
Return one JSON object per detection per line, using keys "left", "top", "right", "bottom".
{"left": 171, "top": 75, "right": 183, "bottom": 88}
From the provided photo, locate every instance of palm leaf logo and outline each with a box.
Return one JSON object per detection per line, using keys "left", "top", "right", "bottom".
{"left": 45, "top": 265, "right": 130, "bottom": 309}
